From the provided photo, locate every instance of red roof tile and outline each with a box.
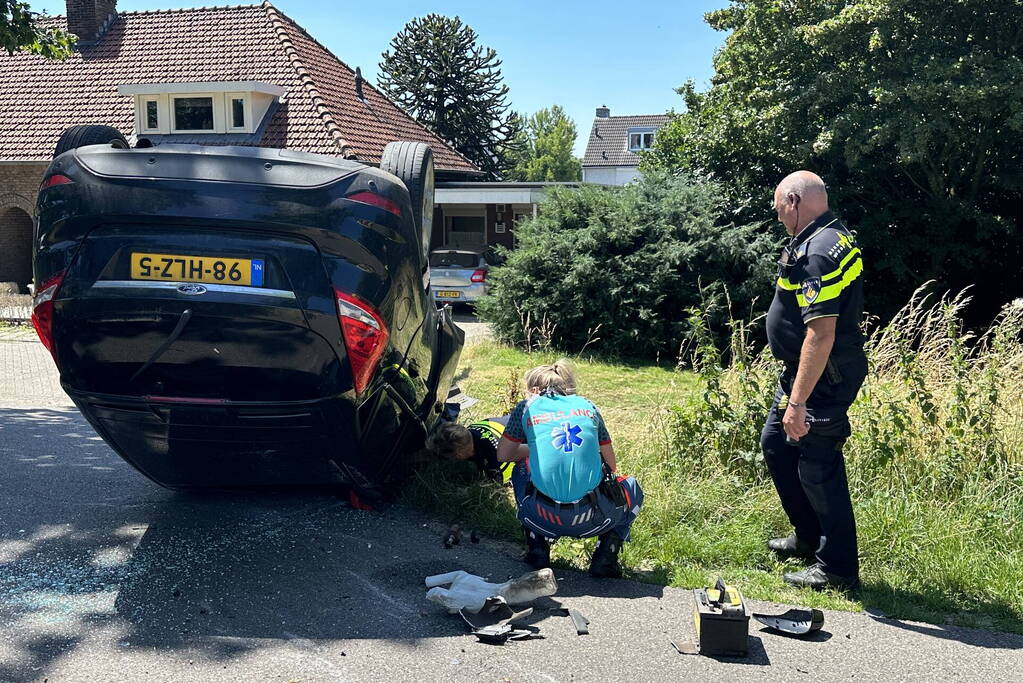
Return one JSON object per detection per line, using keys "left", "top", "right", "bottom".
{"left": 0, "top": 2, "right": 479, "bottom": 173}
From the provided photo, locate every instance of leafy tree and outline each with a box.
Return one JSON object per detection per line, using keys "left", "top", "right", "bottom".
{"left": 378, "top": 14, "right": 520, "bottom": 179}
{"left": 507, "top": 105, "right": 582, "bottom": 182}
{"left": 1, "top": 0, "right": 73, "bottom": 58}
{"left": 476, "top": 171, "right": 775, "bottom": 358}
{"left": 646, "top": 0, "right": 1023, "bottom": 323}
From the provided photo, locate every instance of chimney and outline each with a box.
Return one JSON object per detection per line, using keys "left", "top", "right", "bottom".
{"left": 595, "top": 105, "right": 610, "bottom": 118}
{"left": 355, "top": 66, "right": 366, "bottom": 101}
{"left": 66, "top": 0, "right": 118, "bottom": 45}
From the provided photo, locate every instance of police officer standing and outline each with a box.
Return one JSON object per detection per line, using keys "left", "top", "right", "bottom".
{"left": 762, "top": 171, "right": 866, "bottom": 590}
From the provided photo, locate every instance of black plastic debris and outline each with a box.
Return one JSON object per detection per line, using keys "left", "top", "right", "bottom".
{"left": 459, "top": 599, "right": 533, "bottom": 630}
{"left": 470, "top": 624, "right": 536, "bottom": 645}
{"left": 752, "top": 608, "right": 825, "bottom": 637}
{"left": 443, "top": 524, "right": 461, "bottom": 549}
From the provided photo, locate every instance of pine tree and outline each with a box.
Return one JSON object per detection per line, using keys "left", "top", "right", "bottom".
{"left": 378, "top": 14, "right": 519, "bottom": 179}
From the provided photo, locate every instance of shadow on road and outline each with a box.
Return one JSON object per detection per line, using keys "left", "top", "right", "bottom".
{"left": 0, "top": 407, "right": 667, "bottom": 681}
{"left": 0, "top": 408, "right": 459, "bottom": 680}
{"left": 867, "top": 608, "right": 1023, "bottom": 650}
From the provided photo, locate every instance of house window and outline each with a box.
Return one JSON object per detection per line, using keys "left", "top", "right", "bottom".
{"left": 225, "top": 93, "right": 251, "bottom": 132}
{"left": 231, "top": 98, "right": 245, "bottom": 128}
{"left": 173, "top": 96, "right": 215, "bottom": 131}
{"left": 445, "top": 214, "right": 486, "bottom": 247}
{"left": 628, "top": 130, "right": 655, "bottom": 151}
{"left": 145, "top": 100, "right": 159, "bottom": 130}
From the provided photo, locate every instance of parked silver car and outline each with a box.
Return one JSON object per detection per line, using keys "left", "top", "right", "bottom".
{"left": 429, "top": 248, "right": 493, "bottom": 304}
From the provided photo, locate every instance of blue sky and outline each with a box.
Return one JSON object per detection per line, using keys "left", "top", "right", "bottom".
{"left": 34, "top": 0, "right": 730, "bottom": 155}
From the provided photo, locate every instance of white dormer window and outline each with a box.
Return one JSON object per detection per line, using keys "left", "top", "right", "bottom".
{"left": 628, "top": 128, "right": 656, "bottom": 151}
{"left": 137, "top": 95, "right": 167, "bottom": 134}
{"left": 226, "top": 93, "right": 251, "bottom": 132}
{"left": 144, "top": 99, "right": 159, "bottom": 130}
{"left": 172, "top": 95, "right": 219, "bottom": 132}
{"left": 118, "top": 82, "right": 285, "bottom": 136}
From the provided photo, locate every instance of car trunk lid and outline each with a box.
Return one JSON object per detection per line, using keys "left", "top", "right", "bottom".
{"left": 54, "top": 224, "right": 347, "bottom": 402}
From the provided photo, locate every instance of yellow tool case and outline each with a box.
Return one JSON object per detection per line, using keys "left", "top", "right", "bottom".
{"left": 693, "top": 579, "right": 750, "bottom": 656}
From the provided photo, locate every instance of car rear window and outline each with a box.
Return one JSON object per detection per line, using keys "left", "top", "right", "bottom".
{"left": 430, "top": 251, "right": 478, "bottom": 268}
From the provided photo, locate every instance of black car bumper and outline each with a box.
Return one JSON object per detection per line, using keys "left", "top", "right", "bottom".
{"left": 66, "top": 387, "right": 360, "bottom": 490}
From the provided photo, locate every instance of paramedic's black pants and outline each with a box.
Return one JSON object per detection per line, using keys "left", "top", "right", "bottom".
{"left": 761, "top": 355, "right": 866, "bottom": 578}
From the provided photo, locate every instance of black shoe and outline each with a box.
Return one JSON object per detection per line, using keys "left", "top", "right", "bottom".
{"left": 768, "top": 533, "right": 816, "bottom": 560}
{"left": 783, "top": 563, "right": 860, "bottom": 591}
{"left": 523, "top": 529, "right": 551, "bottom": 569}
{"left": 589, "top": 531, "right": 624, "bottom": 578}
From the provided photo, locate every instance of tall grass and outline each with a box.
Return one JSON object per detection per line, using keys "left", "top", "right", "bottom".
{"left": 403, "top": 287, "right": 1023, "bottom": 631}
{"left": 655, "top": 285, "right": 1023, "bottom": 628}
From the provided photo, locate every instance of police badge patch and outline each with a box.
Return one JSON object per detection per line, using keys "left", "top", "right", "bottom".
{"left": 801, "top": 277, "right": 821, "bottom": 304}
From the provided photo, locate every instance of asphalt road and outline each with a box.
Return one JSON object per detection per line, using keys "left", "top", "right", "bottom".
{"left": 1, "top": 332, "right": 1021, "bottom": 682}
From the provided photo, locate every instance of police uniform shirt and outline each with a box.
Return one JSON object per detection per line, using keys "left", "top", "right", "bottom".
{"left": 766, "top": 211, "right": 865, "bottom": 362}
{"left": 468, "top": 416, "right": 508, "bottom": 477}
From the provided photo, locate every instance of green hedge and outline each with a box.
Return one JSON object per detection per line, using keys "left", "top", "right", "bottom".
{"left": 476, "top": 172, "right": 777, "bottom": 359}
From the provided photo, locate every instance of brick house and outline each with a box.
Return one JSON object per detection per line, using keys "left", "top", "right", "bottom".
{"left": 581, "top": 106, "right": 669, "bottom": 185}
{"left": 0, "top": 0, "right": 544, "bottom": 291}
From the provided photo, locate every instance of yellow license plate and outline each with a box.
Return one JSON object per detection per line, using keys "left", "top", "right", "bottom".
{"left": 435, "top": 290, "right": 460, "bottom": 298}
{"left": 131, "top": 253, "right": 264, "bottom": 286}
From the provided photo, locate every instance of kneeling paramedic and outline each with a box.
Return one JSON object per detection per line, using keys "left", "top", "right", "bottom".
{"left": 425, "top": 416, "right": 518, "bottom": 483}
{"left": 495, "top": 361, "right": 644, "bottom": 578}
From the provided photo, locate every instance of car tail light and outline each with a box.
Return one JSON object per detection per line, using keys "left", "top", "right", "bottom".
{"left": 471, "top": 269, "right": 487, "bottom": 283}
{"left": 346, "top": 191, "right": 402, "bottom": 217}
{"left": 31, "top": 270, "right": 65, "bottom": 361}
{"left": 39, "top": 174, "right": 73, "bottom": 190}
{"left": 334, "top": 289, "right": 389, "bottom": 394}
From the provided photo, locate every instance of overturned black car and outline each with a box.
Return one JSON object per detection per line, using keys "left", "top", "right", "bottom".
{"left": 33, "top": 125, "right": 463, "bottom": 493}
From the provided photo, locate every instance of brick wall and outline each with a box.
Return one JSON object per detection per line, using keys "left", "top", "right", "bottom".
{"left": 0, "top": 163, "right": 47, "bottom": 289}
{"left": 485, "top": 203, "right": 519, "bottom": 249}
{"left": 67, "top": 0, "right": 118, "bottom": 43}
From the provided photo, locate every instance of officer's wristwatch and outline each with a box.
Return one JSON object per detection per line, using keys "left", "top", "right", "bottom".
{"left": 788, "top": 401, "right": 805, "bottom": 408}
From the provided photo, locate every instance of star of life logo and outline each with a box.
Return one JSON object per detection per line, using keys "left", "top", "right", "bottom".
{"left": 551, "top": 421, "right": 584, "bottom": 453}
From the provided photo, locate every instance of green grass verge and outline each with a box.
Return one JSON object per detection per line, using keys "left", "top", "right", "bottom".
{"left": 401, "top": 341, "right": 1023, "bottom": 634}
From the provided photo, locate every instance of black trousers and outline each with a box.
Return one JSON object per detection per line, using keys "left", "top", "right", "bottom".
{"left": 761, "top": 354, "right": 867, "bottom": 578}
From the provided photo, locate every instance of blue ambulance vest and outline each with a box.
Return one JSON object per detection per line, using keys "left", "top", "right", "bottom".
{"left": 522, "top": 394, "right": 603, "bottom": 503}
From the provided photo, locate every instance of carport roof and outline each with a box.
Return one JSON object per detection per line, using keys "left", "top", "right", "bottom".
{"left": 436, "top": 181, "right": 581, "bottom": 205}
{"left": 0, "top": 2, "right": 480, "bottom": 174}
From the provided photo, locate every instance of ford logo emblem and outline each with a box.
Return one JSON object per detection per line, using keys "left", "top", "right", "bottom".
{"left": 177, "top": 283, "right": 207, "bottom": 296}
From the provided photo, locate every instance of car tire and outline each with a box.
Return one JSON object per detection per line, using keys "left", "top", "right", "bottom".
{"left": 54, "top": 125, "right": 129, "bottom": 157}
{"left": 380, "top": 141, "right": 435, "bottom": 260}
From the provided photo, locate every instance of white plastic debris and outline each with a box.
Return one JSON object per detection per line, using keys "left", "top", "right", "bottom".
{"left": 424, "top": 568, "right": 558, "bottom": 613}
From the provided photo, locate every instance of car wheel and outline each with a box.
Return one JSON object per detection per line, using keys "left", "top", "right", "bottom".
{"left": 54, "top": 125, "right": 129, "bottom": 157}
{"left": 380, "top": 141, "right": 435, "bottom": 261}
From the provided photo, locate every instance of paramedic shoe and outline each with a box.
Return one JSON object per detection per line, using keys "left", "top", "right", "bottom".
{"left": 783, "top": 563, "right": 860, "bottom": 591}
{"left": 523, "top": 529, "right": 551, "bottom": 569}
{"left": 768, "top": 533, "right": 816, "bottom": 560}
{"left": 589, "top": 531, "right": 624, "bottom": 578}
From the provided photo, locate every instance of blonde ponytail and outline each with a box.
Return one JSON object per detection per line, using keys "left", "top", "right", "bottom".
{"left": 523, "top": 359, "right": 577, "bottom": 396}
